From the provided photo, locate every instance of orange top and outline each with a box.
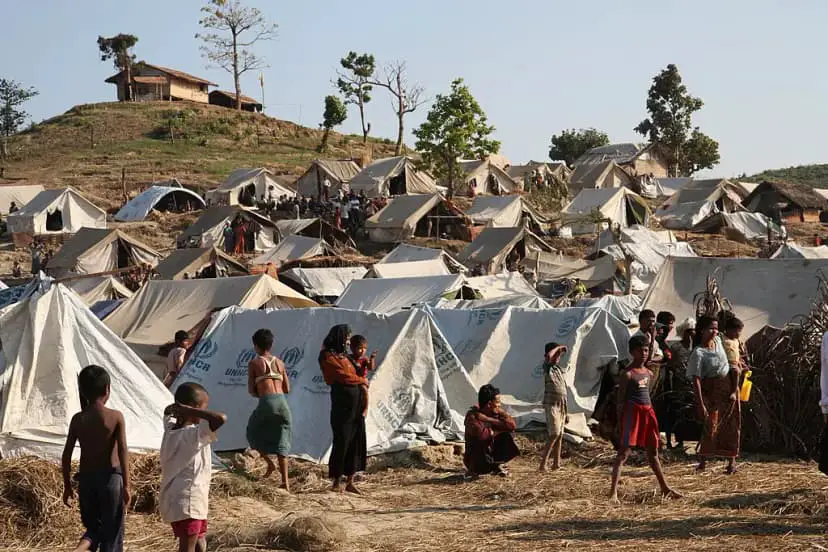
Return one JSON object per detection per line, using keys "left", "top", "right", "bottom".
{"left": 319, "top": 351, "right": 368, "bottom": 386}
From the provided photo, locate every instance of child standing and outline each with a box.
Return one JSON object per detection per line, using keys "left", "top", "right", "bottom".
{"left": 62, "top": 365, "right": 131, "bottom": 552}
{"left": 163, "top": 330, "right": 190, "bottom": 388}
{"left": 539, "top": 342, "right": 568, "bottom": 472}
{"left": 349, "top": 335, "right": 377, "bottom": 417}
{"left": 609, "top": 335, "right": 681, "bottom": 503}
{"left": 722, "top": 315, "right": 745, "bottom": 401}
{"left": 160, "top": 383, "right": 226, "bottom": 552}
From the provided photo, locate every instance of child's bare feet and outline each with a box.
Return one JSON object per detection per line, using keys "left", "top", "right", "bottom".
{"left": 608, "top": 492, "right": 620, "bottom": 505}
{"left": 661, "top": 488, "right": 683, "bottom": 499}
{"left": 345, "top": 483, "right": 362, "bottom": 494}
{"left": 279, "top": 482, "right": 291, "bottom": 493}
{"left": 550, "top": 463, "right": 561, "bottom": 471}
{"left": 695, "top": 460, "right": 706, "bottom": 472}
{"left": 725, "top": 462, "right": 738, "bottom": 475}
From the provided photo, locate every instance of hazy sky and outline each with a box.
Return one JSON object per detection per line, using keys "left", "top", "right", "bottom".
{"left": 4, "top": 1, "right": 827, "bottom": 176}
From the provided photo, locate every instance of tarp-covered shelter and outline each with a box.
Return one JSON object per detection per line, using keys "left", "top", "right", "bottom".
{"left": 153, "top": 247, "right": 248, "bottom": 280}
{"left": 452, "top": 158, "right": 520, "bottom": 196}
{"left": 46, "top": 228, "right": 162, "bottom": 278}
{"left": 365, "top": 194, "right": 451, "bottom": 243}
{"left": 0, "top": 182, "right": 44, "bottom": 215}
{"left": 370, "top": 259, "right": 451, "bottom": 278}
{"left": 336, "top": 274, "right": 470, "bottom": 314}
{"left": 562, "top": 188, "right": 650, "bottom": 235}
{"left": 457, "top": 226, "right": 554, "bottom": 274}
{"left": 465, "top": 195, "right": 545, "bottom": 228}
{"left": 114, "top": 181, "right": 205, "bottom": 222}
{"left": 770, "top": 243, "right": 828, "bottom": 259}
{"left": 656, "top": 179, "right": 746, "bottom": 230}
{"left": 430, "top": 295, "right": 551, "bottom": 310}
{"left": 62, "top": 276, "right": 134, "bottom": 306}
{"left": 295, "top": 159, "right": 361, "bottom": 198}
{"left": 206, "top": 168, "right": 295, "bottom": 207}
{"left": 521, "top": 251, "right": 617, "bottom": 289}
{"left": 377, "top": 243, "right": 465, "bottom": 273}
{"left": 651, "top": 177, "right": 690, "bottom": 198}
{"left": 507, "top": 162, "right": 571, "bottom": 186}
{"left": 177, "top": 206, "right": 278, "bottom": 251}
{"left": 0, "top": 284, "right": 172, "bottom": 458}
{"left": 7, "top": 188, "right": 106, "bottom": 236}
{"left": 173, "top": 307, "right": 474, "bottom": 459}
{"left": 569, "top": 160, "right": 634, "bottom": 195}
{"left": 274, "top": 217, "right": 351, "bottom": 246}
{"left": 250, "top": 235, "right": 331, "bottom": 267}
{"left": 465, "top": 272, "right": 540, "bottom": 299}
{"left": 742, "top": 180, "right": 827, "bottom": 223}
{"left": 280, "top": 266, "right": 368, "bottom": 301}
{"left": 576, "top": 294, "right": 642, "bottom": 325}
{"left": 349, "top": 156, "right": 438, "bottom": 197}
{"left": 692, "top": 211, "right": 780, "bottom": 242}
{"left": 643, "top": 257, "right": 828, "bottom": 338}
{"left": 105, "top": 275, "right": 317, "bottom": 376}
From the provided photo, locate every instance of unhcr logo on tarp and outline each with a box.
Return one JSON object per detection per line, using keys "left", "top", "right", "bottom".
{"left": 188, "top": 338, "right": 219, "bottom": 372}
{"left": 279, "top": 346, "right": 304, "bottom": 380}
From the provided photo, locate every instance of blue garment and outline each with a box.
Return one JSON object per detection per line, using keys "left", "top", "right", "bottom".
{"left": 76, "top": 467, "right": 124, "bottom": 552}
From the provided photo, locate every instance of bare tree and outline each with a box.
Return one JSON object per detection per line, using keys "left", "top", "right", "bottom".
{"left": 196, "top": 0, "right": 277, "bottom": 110}
{"left": 371, "top": 61, "right": 426, "bottom": 155}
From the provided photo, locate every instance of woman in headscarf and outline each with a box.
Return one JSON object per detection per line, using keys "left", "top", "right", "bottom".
{"left": 319, "top": 324, "right": 368, "bottom": 493}
{"left": 687, "top": 315, "right": 741, "bottom": 474}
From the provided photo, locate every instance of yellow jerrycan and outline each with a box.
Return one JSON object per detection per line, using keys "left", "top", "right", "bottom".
{"left": 740, "top": 370, "right": 753, "bottom": 402}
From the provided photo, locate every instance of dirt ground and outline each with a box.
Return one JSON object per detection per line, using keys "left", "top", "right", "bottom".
{"left": 4, "top": 436, "right": 828, "bottom": 552}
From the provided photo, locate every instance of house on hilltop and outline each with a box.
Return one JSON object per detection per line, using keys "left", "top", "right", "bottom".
{"left": 573, "top": 142, "right": 669, "bottom": 179}
{"left": 105, "top": 63, "right": 216, "bottom": 103}
{"left": 209, "top": 90, "right": 263, "bottom": 112}
{"left": 742, "top": 181, "right": 827, "bottom": 223}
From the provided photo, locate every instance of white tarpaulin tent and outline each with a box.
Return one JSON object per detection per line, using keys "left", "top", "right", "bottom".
{"left": 425, "top": 306, "right": 630, "bottom": 426}
{"left": 771, "top": 243, "right": 828, "bottom": 259}
{"left": 206, "top": 168, "right": 295, "bottom": 206}
{"left": 576, "top": 295, "right": 642, "bottom": 325}
{"left": 336, "top": 274, "right": 467, "bottom": 314}
{"left": 295, "top": 159, "right": 360, "bottom": 198}
{"left": 105, "top": 275, "right": 317, "bottom": 376}
{"left": 453, "top": 159, "right": 520, "bottom": 196}
{"left": 430, "top": 296, "right": 551, "bottom": 310}
{"left": 457, "top": 227, "right": 554, "bottom": 274}
{"left": 173, "top": 307, "right": 475, "bottom": 460}
{"left": 693, "top": 211, "right": 779, "bottom": 242}
{"left": 656, "top": 179, "right": 746, "bottom": 230}
{"left": 349, "top": 156, "right": 438, "bottom": 197}
{"left": 177, "top": 206, "right": 278, "bottom": 252}
{"left": 153, "top": 247, "right": 249, "bottom": 280}
{"left": 114, "top": 184, "right": 205, "bottom": 222}
{"left": 250, "top": 235, "right": 329, "bottom": 267}
{"left": 562, "top": 188, "right": 650, "bottom": 235}
{"left": 0, "top": 284, "right": 172, "bottom": 458}
{"left": 280, "top": 267, "right": 368, "bottom": 299}
{"left": 365, "top": 194, "right": 443, "bottom": 243}
{"left": 62, "top": 276, "right": 134, "bottom": 306}
{"left": 0, "top": 183, "right": 44, "bottom": 215}
{"left": 521, "top": 252, "right": 617, "bottom": 289}
{"left": 643, "top": 257, "right": 828, "bottom": 338}
{"left": 378, "top": 243, "right": 465, "bottom": 273}
{"left": 465, "top": 272, "right": 540, "bottom": 298}
{"left": 657, "top": 200, "right": 719, "bottom": 230}
{"left": 371, "top": 259, "right": 450, "bottom": 278}
{"left": 46, "top": 228, "right": 163, "bottom": 277}
{"left": 652, "top": 178, "right": 690, "bottom": 198}
{"left": 465, "top": 195, "right": 523, "bottom": 227}
{"left": 7, "top": 188, "right": 106, "bottom": 235}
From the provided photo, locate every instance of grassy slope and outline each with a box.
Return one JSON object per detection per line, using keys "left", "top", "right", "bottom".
{"left": 747, "top": 164, "right": 828, "bottom": 188}
{"left": 2, "top": 101, "right": 399, "bottom": 211}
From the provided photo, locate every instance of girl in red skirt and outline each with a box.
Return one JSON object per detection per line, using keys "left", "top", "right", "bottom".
{"left": 609, "top": 335, "right": 682, "bottom": 503}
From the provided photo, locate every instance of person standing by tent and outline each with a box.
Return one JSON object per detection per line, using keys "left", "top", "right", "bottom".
{"left": 163, "top": 331, "right": 190, "bottom": 388}
{"left": 62, "top": 365, "right": 130, "bottom": 552}
{"left": 539, "top": 343, "right": 568, "bottom": 472}
{"left": 319, "top": 324, "right": 368, "bottom": 493}
{"left": 688, "top": 315, "right": 740, "bottom": 474}
{"left": 664, "top": 318, "right": 696, "bottom": 449}
{"left": 246, "top": 329, "right": 292, "bottom": 491}
{"left": 8, "top": 201, "right": 18, "bottom": 213}
{"left": 233, "top": 216, "right": 247, "bottom": 255}
{"left": 464, "top": 384, "right": 519, "bottom": 477}
{"left": 30, "top": 242, "right": 43, "bottom": 275}
{"left": 223, "top": 221, "right": 235, "bottom": 254}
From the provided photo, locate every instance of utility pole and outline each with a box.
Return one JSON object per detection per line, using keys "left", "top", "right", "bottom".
{"left": 259, "top": 72, "right": 265, "bottom": 114}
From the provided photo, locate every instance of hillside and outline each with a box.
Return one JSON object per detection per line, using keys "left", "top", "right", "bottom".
{"left": 748, "top": 163, "right": 828, "bottom": 188}
{"left": 1, "top": 101, "right": 400, "bottom": 211}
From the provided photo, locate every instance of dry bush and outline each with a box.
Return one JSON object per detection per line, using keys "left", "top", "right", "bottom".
{"left": 208, "top": 516, "right": 345, "bottom": 551}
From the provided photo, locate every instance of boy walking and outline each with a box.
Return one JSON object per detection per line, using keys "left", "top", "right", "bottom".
{"left": 539, "top": 342, "right": 568, "bottom": 472}
{"left": 62, "top": 365, "right": 131, "bottom": 552}
{"left": 160, "top": 383, "right": 227, "bottom": 552}
{"left": 609, "top": 335, "right": 681, "bottom": 503}
{"left": 163, "top": 330, "right": 190, "bottom": 388}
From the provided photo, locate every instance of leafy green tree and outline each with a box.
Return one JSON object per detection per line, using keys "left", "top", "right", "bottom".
{"left": 97, "top": 34, "right": 139, "bottom": 101}
{"left": 0, "top": 79, "right": 38, "bottom": 158}
{"left": 548, "top": 128, "right": 609, "bottom": 167}
{"left": 319, "top": 95, "right": 347, "bottom": 152}
{"left": 197, "top": 0, "right": 277, "bottom": 110}
{"left": 634, "top": 64, "right": 719, "bottom": 176}
{"left": 336, "top": 51, "right": 375, "bottom": 143}
{"left": 413, "top": 78, "right": 500, "bottom": 198}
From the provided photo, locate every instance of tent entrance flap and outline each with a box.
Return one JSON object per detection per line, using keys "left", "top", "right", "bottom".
{"left": 46, "top": 209, "right": 63, "bottom": 231}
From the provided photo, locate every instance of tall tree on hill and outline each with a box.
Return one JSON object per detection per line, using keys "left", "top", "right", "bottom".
{"left": 197, "top": 0, "right": 277, "bottom": 110}
{"left": 548, "top": 128, "right": 610, "bottom": 168}
{"left": 634, "top": 64, "right": 720, "bottom": 176}
{"left": 413, "top": 78, "right": 500, "bottom": 199}
{"left": 319, "top": 95, "right": 347, "bottom": 152}
{"left": 97, "top": 34, "right": 139, "bottom": 101}
{"left": 336, "top": 52, "right": 375, "bottom": 143}
{"left": 370, "top": 61, "right": 426, "bottom": 156}
{"left": 0, "top": 79, "right": 38, "bottom": 158}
